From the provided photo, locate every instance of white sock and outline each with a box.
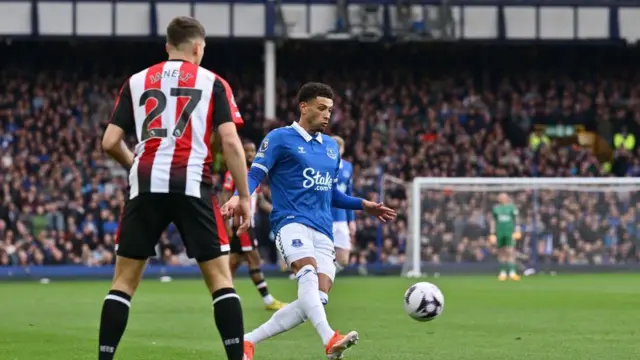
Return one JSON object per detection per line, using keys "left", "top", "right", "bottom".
{"left": 319, "top": 291, "right": 329, "bottom": 306}
{"left": 499, "top": 270, "right": 506, "bottom": 276}
{"left": 245, "top": 300, "right": 306, "bottom": 345}
{"left": 262, "top": 294, "right": 275, "bottom": 305}
{"left": 296, "top": 265, "right": 334, "bottom": 345}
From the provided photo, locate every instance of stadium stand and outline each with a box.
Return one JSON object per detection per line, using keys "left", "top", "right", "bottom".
{"left": 1, "top": 42, "right": 640, "bottom": 268}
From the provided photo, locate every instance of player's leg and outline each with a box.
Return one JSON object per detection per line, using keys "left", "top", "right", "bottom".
{"left": 244, "top": 273, "right": 334, "bottom": 358}
{"left": 506, "top": 245, "right": 520, "bottom": 280}
{"left": 241, "top": 229, "right": 286, "bottom": 310}
{"left": 496, "top": 235, "right": 508, "bottom": 281}
{"left": 283, "top": 226, "right": 337, "bottom": 347}
{"left": 245, "top": 224, "right": 335, "bottom": 353}
{"left": 246, "top": 250, "right": 286, "bottom": 309}
{"left": 332, "top": 221, "right": 351, "bottom": 272}
{"left": 314, "top": 231, "right": 359, "bottom": 359}
{"left": 98, "top": 195, "right": 170, "bottom": 360}
{"left": 229, "top": 252, "right": 243, "bottom": 275}
{"left": 244, "top": 224, "right": 315, "bottom": 353}
{"left": 173, "top": 194, "right": 245, "bottom": 360}
{"left": 229, "top": 231, "right": 245, "bottom": 275}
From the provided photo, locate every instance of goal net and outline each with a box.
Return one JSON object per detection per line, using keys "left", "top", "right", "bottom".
{"left": 402, "top": 178, "right": 640, "bottom": 277}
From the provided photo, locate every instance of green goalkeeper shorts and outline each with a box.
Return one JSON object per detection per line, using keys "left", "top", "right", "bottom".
{"left": 496, "top": 233, "right": 514, "bottom": 248}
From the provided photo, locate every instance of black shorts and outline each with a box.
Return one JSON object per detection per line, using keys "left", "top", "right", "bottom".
{"left": 230, "top": 227, "right": 257, "bottom": 254}
{"left": 115, "top": 191, "right": 229, "bottom": 262}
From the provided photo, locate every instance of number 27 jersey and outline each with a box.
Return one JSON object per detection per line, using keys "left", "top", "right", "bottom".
{"left": 109, "top": 60, "right": 243, "bottom": 200}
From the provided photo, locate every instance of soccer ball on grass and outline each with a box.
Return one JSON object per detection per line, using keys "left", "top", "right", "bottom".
{"left": 403, "top": 282, "right": 444, "bottom": 321}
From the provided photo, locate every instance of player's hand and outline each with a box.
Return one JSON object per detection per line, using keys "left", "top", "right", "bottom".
{"left": 513, "top": 231, "right": 522, "bottom": 240}
{"left": 220, "top": 196, "right": 239, "bottom": 218}
{"left": 489, "top": 234, "right": 497, "bottom": 244}
{"left": 233, "top": 196, "right": 251, "bottom": 235}
{"left": 362, "top": 200, "right": 396, "bottom": 222}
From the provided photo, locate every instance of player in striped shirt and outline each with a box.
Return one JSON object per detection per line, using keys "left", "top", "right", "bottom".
{"left": 99, "top": 16, "right": 248, "bottom": 360}
{"left": 220, "top": 138, "right": 288, "bottom": 310}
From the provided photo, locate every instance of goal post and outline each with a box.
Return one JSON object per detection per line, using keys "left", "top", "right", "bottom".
{"left": 403, "top": 177, "right": 640, "bottom": 277}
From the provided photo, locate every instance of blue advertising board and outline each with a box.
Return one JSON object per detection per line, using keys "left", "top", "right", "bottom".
{"left": 1, "top": 263, "right": 637, "bottom": 280}
{"left": 0, "top": 0, "right": 639, "bottom": 41}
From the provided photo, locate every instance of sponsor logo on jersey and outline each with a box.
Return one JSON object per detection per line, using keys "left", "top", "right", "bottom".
{"left": 302, "top": 168, "right": 333, "bottom": 191}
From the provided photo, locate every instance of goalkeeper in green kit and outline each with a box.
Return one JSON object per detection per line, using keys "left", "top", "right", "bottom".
{"left": 489, "top": 193, "right": 521, "bottom": 281}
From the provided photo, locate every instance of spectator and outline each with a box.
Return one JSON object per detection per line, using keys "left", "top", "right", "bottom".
{"left": 1, "top": 41, "right": 640, "bottom": 267}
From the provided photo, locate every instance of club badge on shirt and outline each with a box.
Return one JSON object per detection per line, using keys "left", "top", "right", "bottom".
{"left": 327, "top": 148, "right": 337, "bottom": 160}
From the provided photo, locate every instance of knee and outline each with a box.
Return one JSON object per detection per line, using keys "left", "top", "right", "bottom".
{"left": 111, "top": 259, "right": 146, "bottom": 296}
{"left": 199, "top": 255, "right": 234, "bottom": 293}
{"left": 295, "top": 263, "right": 317, "bottom": 279}
{"left": 247, "top": 251, "right": 262, "bottom": 268}
{"left": 229, "top": 256, "right": 239, "bottom": 271}
{"left": 290, "top": 257, "right": 317, "bottom": 274}
{"left": 335, "top": 249, "right": 350, "bottom": 267}
{"left": 111, "top": 278, "right": 139, "bottom": 296}
{"left": 336, "top": 256, "right": 349, "bottom": 268}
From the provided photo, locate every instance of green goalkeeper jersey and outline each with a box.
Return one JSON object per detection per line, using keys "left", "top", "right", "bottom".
{"left": 492, "top": 204, "right": 518, "bottom": 234}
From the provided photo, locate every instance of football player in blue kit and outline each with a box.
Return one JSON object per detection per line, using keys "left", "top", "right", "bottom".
{"left": 330, "top": 136, "right": 356, "bottom": 270}
{"left": 221, "top": 82, "right": 396, "bottom": 359}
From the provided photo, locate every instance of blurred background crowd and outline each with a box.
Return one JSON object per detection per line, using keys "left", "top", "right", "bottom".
{"left": 1, "top": 42, "right": 639, "bottom": 268}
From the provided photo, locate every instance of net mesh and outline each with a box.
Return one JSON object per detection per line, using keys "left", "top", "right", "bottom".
{"left": 402, "top": 181, "right": 640, "bottom": 277}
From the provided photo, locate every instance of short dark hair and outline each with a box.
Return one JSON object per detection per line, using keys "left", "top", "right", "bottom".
{"left": 297, "top": 82, "right": 334, "bottom": 103}
{"left": 241, "top": 138, "right": 254, "bottom": 146}
{"left": 166, "top": 16, "right": 206, "bottom": 47}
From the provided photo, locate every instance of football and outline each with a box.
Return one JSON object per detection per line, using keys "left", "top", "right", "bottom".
{"left": 403, "top": 282, "right": 445, "bottom": 321}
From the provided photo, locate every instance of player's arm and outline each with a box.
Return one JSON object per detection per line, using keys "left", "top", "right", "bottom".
{"left": 257, "top": 189, "right": 273, "bottom": 213}
{"left": 213, "top": 80, "right": 249, "bottom": 199}
{"left": 346, "top": 169, "right": 356, "bottom": 223}
{"left": 102, "top": 80, "right": 135, "bottom": 169}
{"left": 332, "top": 159, "right": 364, "bottom": 210}
{"left": 233, "top": 132, "right": 279, "bottom": 197}
{"left": 219, "top": 171, "right": 236, "bottom": 237}
{"left": 331, "top": 186, "right": 364, "bottom": 210}
{"left": 345, "top": 168, "right": 357, "bottom": 236}
{"left": 332, "top": 186, "right": 396, "bottom": 222}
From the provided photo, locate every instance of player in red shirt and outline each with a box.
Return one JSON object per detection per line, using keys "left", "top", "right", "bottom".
{"left": 100, "top": 16, "right": 249, "bottom": 360}
{"left": 221, "top": 138, "right": 287, "bottom": 311}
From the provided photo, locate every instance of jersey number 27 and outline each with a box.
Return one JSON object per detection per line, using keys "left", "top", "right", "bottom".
{"left": 140, "top": 88, "right": 202, "bottom": 141}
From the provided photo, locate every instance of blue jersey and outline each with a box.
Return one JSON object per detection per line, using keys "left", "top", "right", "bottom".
{"left": 331, "top": 159, "right": 355, "bottom": 223}
{"left": 251, "top": 122, "right": 341, "bottom": 240}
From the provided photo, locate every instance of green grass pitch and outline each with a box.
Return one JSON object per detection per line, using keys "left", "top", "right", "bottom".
{"left": 1, "top": 274, "right": 639, "bottom": 359}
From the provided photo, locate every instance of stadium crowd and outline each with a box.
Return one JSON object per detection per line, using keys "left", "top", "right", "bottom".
{"left": 1, "top": 42, "right": 639, "bottom": 268}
